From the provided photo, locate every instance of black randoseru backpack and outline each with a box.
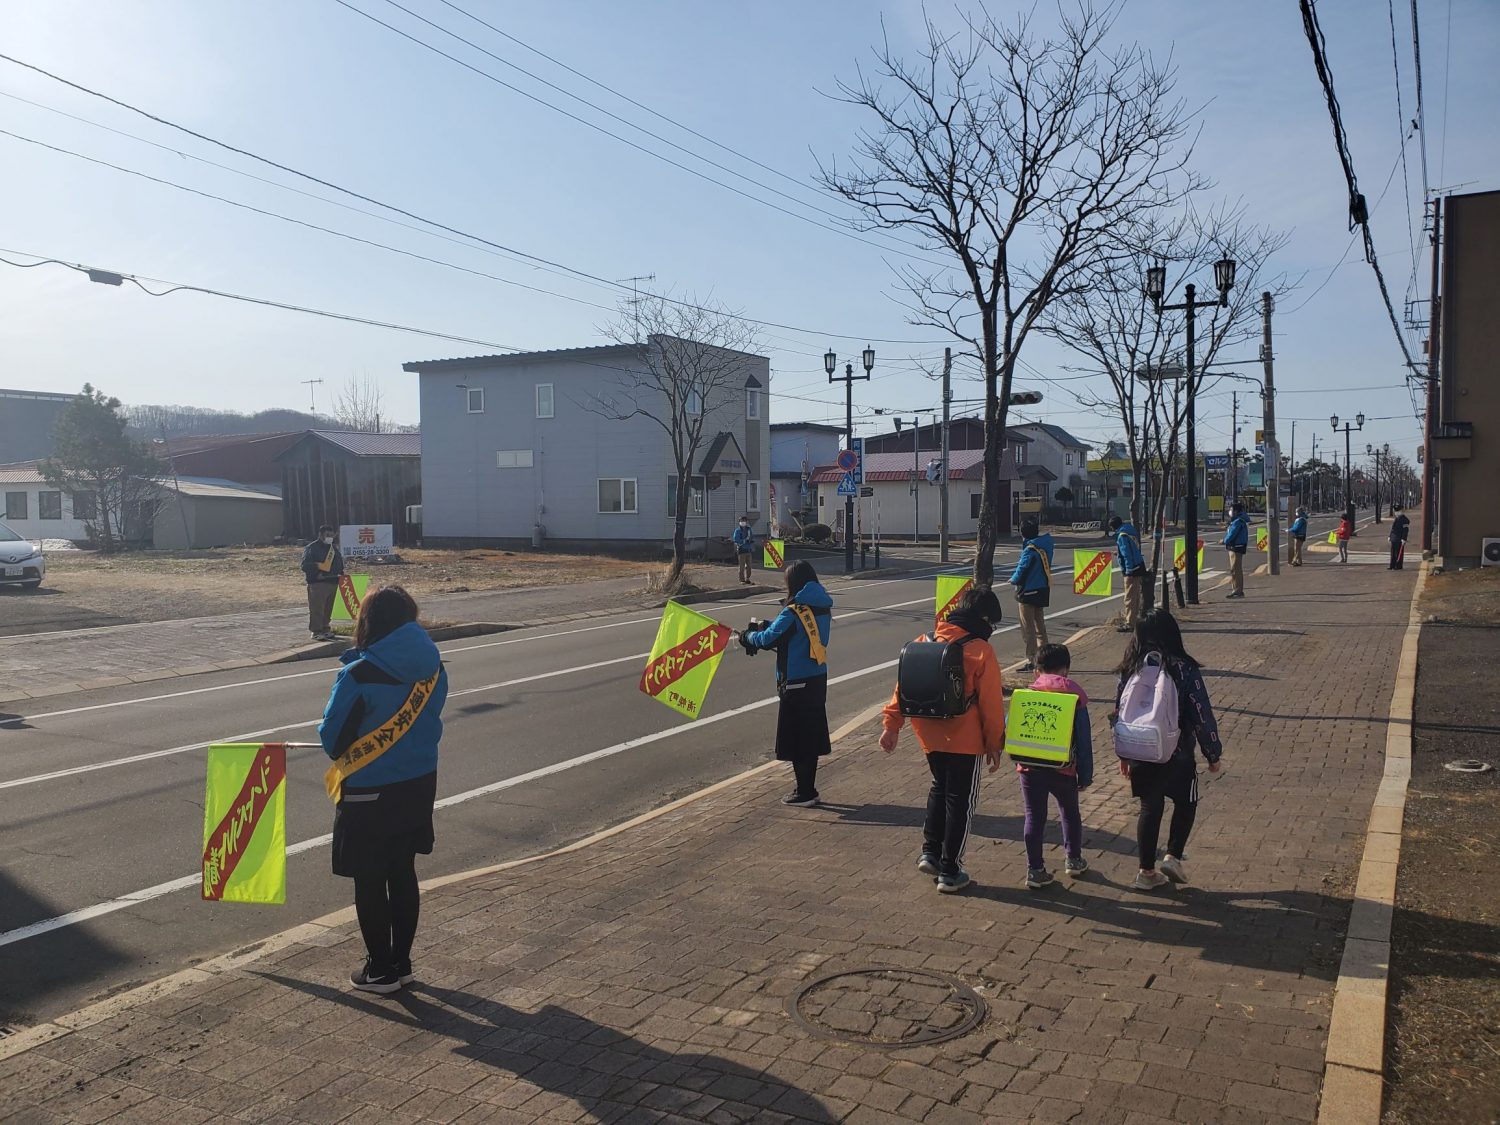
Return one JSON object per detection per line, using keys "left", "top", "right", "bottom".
{"left": 896, "top": 635, "right": 976, "bottom": 718}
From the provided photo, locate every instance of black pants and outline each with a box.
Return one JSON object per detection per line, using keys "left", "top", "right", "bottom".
{"left": 924, "top": 752, "right": 982, "bottom": 877}
{"left": 354, "top": 850, "right": 420, "bottom": 972}
{"left": 1132, "top": 757, "right": 1198, "bottom": 869}
{"left": 1389, "top": 540, "right": 1405, "bottom": 569}
{"left": 792, "top": 756, "right": 818, "bottom": 798}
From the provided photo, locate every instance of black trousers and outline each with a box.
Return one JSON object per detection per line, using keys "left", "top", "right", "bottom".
{"left": 924, "top": 752, "right": 982, "bottom": 877}
{"left": 354, "top": 850, "right": 420, "bottom": 972}
{"left": 1389, "top": 540, "right": 1405, "bottom": 568}
{"left": 1132, "top": 756, "right": 1199, "bottom": 868}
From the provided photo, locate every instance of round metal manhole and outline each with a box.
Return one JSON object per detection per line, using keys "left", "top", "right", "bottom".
{"left": 788, "top": 967, "right": 986, "bottom": 1048}
{"left": 1444, "top": 759, "right": 1494, "bottom": 774}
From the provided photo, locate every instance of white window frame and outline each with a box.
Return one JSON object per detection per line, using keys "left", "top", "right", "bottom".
{"left": 684, "top": 387, "right": 702, "bottom": 415}
{"left": 495, "top": 450, "right": 534, "bottom": 469}
{"left": 466, "top": 386, "right": 484, "bottom": 414}
{"left": 598, "top": 477, "right": 638, "bottom": 514}
{"left": 746, "top": 387, "right": 761, "bottom": 420}
{"left": 535, "top": 383, "right": 554, "bottom": 419}
{"left": 747, "top": 480, "right": 761, "bottom": 511}
{"left": 1014, "top": 442, "right": 1027, "bottom": 466}
{"left": 1065, "top": 451, "right": 1073, "bottom": 466}
{"left": 667, "top": 475, "right": 706, "bottom": 518}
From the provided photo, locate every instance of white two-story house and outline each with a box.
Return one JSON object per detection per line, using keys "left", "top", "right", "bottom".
{"left": 403, "top": 337, "right": 770, "bottom": 550}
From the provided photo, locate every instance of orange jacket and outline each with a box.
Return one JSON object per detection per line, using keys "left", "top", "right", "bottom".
{"left": 1337, "top": 518, "right": 1353, "bottom": 541}
{"left": 882, "top": 621, "right": 1006, "bottom": 755}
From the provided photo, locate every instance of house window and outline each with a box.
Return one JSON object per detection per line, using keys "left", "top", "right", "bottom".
{"left": 667, "top": 475, "right": 706, "bottom": 518}
{"left": 4, "top": 492, "right": 25, "bottom": 520}
{"left": 684, "top": 388, "right": 702, "bottom": 415}
{"left": 746, "top": 388, "right": 761, "bottom": 420}
{"left": 496, "top": 450, "right": 534, "bottom": 469}
{"left": 1065, "top": 451, "right": 1072, "bottom": 466}
{"left": 536, "top": 383, "right": 554, "bottom": 419}
{"left": 598, "top": 478, "right": 638, "bottom": 514}
{"left": 1014, "top": 443, "right": 1027, "bottom": 466}
{"left": 39, "top": 491, "right": 62, "bottom": 520}
{"left": 819, "top": 494, "right": 825, "bottom": 507}
{"left": 72, "top": 491, "right": 98, "bottom": 520}
{"left": 466, "top": 387, "right": 484, "bottom": 413}
{"left": 747, "top": 480, "right": 761, "bottom": 511}
{"left": 970, "top": 493, "right": 982, "bottom": 519}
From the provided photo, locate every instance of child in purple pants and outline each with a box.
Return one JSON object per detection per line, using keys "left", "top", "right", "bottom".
{"left": 1017, "top": 644, "right": 1094, "bottom": 888}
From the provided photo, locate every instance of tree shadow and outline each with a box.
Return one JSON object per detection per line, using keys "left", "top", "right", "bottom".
{"left": 1201, "top": 669, "right": 1276, "bottom": 681}
{"left": 253, "top": 973, "right": 840, "bottom": 1122}
{"left": 0, "top": 872, "right": 133, "bottom": 1025}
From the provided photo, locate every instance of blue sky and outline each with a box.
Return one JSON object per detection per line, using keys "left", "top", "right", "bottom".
{"left": 1, "top": 0, "right": 1495, "bottom": 470}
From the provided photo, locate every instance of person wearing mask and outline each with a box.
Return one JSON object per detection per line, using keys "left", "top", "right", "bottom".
{"left": 319, "top": 585, "right": 448, "bottom": 992}
{"left": 1008, "top": 518, "right": 1053, "bottom": 671}
{"left": 1107, "top": 515, "right": 1148, "bottom": 631}
{"left": 1222, "top": 503, "right": 1249, "bottom": 598}
{"left": 740, "top": 560, "right": 833, "bottom": 807}
{"left": 732, "top": 516, "right": 756, "bottom": 585}
{"left": 879, "top": 586, "right": 1006, "bottom": 893}
{"left": 1389, "top": 507, "right": 1411, "bottom": 569}
{"left": 1288, "top": 507, "right": 1309, "bottom": 567}
{"left": 301, "top": 524, "right": 344, "bottom": 641}
{"left": 1111, "top": 609, "right": 1223, "bottom": 891}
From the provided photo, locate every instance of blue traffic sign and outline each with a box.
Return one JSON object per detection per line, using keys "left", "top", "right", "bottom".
{"left": 836, "top": 473, "right": 858, "bottom": 497}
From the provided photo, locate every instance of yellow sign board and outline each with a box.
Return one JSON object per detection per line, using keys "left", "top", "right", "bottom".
{"left": 1072, "top": 550, "right": 1113, "bottom": 597}
{"left": 1208, "top": 495, "right": 1225, "bottom": 513}
{"left": 1256, "top": 526, "right": 1269, "bottom": 552}
{"left": 331, "top": 575, "right": 370, "bottom": 622}
{"left": 1005, "top": 689, "right": 1078, "bottom": 768}
{"left": 202, "top": 743, "right": 287, "bottom": 905}
{"left": 1018, "top": 497, "right": 1042, "bottom": 514}
{"left": 762, "top": 539, "right": 785, "bottom": 569}
{"left": 935, "top": 575, "right": 973, "bottom": 625}
{"left": 638, "top": 602, "right": 732, "bottom": 720}
{"left": 1173, "top": 538, "right": 1205, "bottom": 571}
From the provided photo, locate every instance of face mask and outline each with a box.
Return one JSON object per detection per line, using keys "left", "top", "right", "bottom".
{"left": 322, "top": 536, "right": 334, "bottom": 545}
{"left": 739, "top": 522, "right": 749, "bottom": 528}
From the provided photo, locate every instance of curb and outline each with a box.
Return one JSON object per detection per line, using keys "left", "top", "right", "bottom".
{"left": 0, "top": 699, "right": 892, "bottom": 1063}
{"left": 1316, "top": 560, "right": 1427, "bottom": 1125}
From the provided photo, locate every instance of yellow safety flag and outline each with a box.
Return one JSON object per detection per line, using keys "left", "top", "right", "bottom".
{"left": 1173, "top": 538, "right": 1205, "bottom": 571}
{"left": 1072, "top": 550, "right": 1113, "bottom": 597}
{"left": 763, "top": 539, "right": 785, "bottom": 570}
{"left": 1005, "top": 689, "right": 1078, "bottom": 769}
{"left": 1256, "top": 526, "right": 1269, "bottom": 552}
{"left": 639, "top": 602, "right": 732, "bottom": 720}
{"left": 331, "top": 575, "right": 370, "bottom": 623}
{"left": 935, "top": 574, "right": 973, "bottom": 625}
{"left": 1328, "top": 530, "right": 1340, "bottom": 545}
{"left": 202, "top": 743, "right": 287, "bottom": 904}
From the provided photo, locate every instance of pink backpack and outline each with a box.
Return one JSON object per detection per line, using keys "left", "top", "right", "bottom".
{"left": 1113, "top": 652, "right": 1181, "bottom": 763}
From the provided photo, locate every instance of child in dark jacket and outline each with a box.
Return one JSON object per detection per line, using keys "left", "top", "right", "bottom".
{"left": 1015, "top": 644, "right": 1093, "bottom": 888}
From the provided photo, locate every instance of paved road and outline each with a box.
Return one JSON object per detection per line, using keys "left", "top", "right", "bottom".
{"left": 1, "top": 544, "right": 1205, "bottom": 1025}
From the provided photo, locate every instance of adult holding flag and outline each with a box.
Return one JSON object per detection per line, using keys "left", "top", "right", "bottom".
{"left": 1222, "top": 502, "right": 1250, "bottom": 599}
{"left": 1008, "top": 518, "right": 1053, "bottom": 671}
{"left": 300, "top": 523, "right": 344, "bottom": 641}
{"left": 732, "top": 515, "right": 756, "bottom": 585}
{"left": 739, "top": 560, "right": 833, "bottom": 807}
{"left": 319, "top": 585, "right": 448, "bottom": 994}
{"left": 1107, "top": 515, "right": 1148, "bottom": 632}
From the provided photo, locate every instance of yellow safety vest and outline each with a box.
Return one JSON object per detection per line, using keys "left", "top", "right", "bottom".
{"left": 1005, "top": 688, "right": 1077, "bottom": 768}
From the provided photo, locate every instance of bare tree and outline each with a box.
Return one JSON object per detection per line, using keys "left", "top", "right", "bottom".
{"left": 1043, "top": 208, "right": 1290, "bottom": 574}
{"left": 585, "top": 295, "right": 761, "bottom": 590}
{"left": 822, "top": 4, "right": 1200, "bottom": 584}
{"left": 333, "top": 374, "right": 385, "bottom": 433}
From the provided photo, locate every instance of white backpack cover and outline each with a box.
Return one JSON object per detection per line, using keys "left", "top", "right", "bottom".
{"left": 1113, "top": 652, "right": 1181, "bottom": 763}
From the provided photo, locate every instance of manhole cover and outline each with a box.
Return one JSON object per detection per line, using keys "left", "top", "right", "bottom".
{"left": 788, "top": 967, "right": 986, "bottom": 1048}
{"left": 1444, "top": 760, "right": 1493, "bottom": 774}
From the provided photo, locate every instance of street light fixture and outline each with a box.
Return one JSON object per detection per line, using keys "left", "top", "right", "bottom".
{"left": 1331, "top": 413, "right": 1364, "bottom": 521}
{"left": 827, "top": 346, "right": 873, "bottom": 574}
{"left": 1143, "top": 257, "right": 1237, "bottom": 604}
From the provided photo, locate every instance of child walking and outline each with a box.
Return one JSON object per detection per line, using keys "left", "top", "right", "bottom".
{"left": 1336, "top": 513, "right": 1353, "bottom": 563}
{"left": 1014, "top": 644, "right": 1094, "bottom": 889}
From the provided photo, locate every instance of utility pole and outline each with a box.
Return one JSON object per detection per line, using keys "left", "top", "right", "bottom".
{"left": 940, "top": 348, "right": 952, "bottom": 563}
{"left": 1229, "top": 391, "right": 1238, "bottom": 505}
{"left": 826, "top": 348, "right": 873, "bottom": 574}
{"left": 1421, "top": 197, "right": 1441, "bottom": 555}
{"left": 1260, "top": 293, "right": 1281, "bottom": 575}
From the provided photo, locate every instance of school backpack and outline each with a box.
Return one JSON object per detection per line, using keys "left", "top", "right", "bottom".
{"left": 1113, "top": 652, "right": 1182, "bottom": 763}
{"left": 896, "top": 634, "right": 977, "bottom": 718}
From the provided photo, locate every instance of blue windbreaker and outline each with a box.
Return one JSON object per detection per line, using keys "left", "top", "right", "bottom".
{"left": 1114, "top": 523, "right": 1146, "bottom": 575}
{"left": 319, "top": 621, "right": 448, "bottom": 788}
{"left": 1223, "top": 515, "right": 1250, "bottom": 552}
{"left": 746, "top": 580, "right": 833, "bottom": 682}
{"left": 732, "top": 523, "right": 755, "bottom": 552}
{"left": 1290, "top": 514, "right": 1308, "bottom": 538}
{"left": 1009, "top": 534, "right": 1055, "bottom": 600}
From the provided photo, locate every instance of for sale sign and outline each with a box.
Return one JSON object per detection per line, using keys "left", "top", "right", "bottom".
{"left": 340, "top": 524, "right": 393, "bottom": 559}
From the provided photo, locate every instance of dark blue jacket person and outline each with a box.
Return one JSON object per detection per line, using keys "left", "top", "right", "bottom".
{"left": 319, "top": 585, "right": 448, "bottom": 994}
{"left": 741, "top": 560, "right": 833, "bottom": 807}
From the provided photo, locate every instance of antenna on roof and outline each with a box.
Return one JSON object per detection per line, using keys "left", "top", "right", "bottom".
{"left": 300, "top": 378, "right": 324, "bottom": 411}
{"left": 616, "top": 275, "right": 657, "bottom": 343}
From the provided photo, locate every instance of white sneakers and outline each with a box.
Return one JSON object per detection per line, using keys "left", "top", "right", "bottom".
{"left": 1159, "top": 855, "right": 1189, "bottom": 884}
{"left": 1131, "top": 869, "right": 1170, "bottom": 891}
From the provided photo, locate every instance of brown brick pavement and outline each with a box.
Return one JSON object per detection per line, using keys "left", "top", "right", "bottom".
{"left": 0, "top": 559, "right": 1416, "bottom": 1124}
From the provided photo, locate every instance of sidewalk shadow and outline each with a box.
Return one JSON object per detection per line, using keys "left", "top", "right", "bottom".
{"left": 1189, "top": 627, "right": 1305, "bottom": 636}
{"left": 821, "top": 802, "right": 1140, "bottom": 859}
{"left": 254, "top": 973, "right": 839, "bottom": 1122}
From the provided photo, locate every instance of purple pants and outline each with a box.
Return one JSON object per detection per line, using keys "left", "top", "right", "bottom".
{"left": 1019, "top": 769, "right": 1083, "bottom": 869}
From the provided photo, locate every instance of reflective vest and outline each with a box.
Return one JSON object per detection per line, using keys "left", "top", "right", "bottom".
{"left": 1005, "top": 688, "right": 1078, "bottom": 768}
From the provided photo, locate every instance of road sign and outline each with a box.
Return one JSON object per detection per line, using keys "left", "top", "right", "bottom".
{"left": 1204, "top": 454, "right": 1230, "bottom": 470}
{"left": 852, "top": 437, "right": 865, "bottom": 484}
{"left": 1255, "top": 429, "right": 1265, "bottom": 446}
{"left": 836, "top": 449, "right": 858, "bottom": 472}
{"left": 837, "top": 474, "right": 858, "bottom": 497}
{"left": 860, "top": 486, "right": 874, "bottom": 497}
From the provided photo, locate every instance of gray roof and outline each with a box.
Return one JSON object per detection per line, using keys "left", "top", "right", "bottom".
{"left": 401, "top": 344, "right": 641, "bottom": 373}
{"left": 769, "top": 421, "right": 845, "bottom": 434}
{"left": 1017, "top": 422, "right": 1092, "bottom": 450}
{"left": 163, "top": 476, "right": 282, "bottom": 502}
{"left": 297, "top": 431, "right": 421, "bottom": 458}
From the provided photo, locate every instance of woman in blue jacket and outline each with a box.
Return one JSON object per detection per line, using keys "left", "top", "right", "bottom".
{"left": 740, "top": 560, "right": 833, "bottom": 807}
{"left": 319, "top": 585, "right": 448, "bottom": 993}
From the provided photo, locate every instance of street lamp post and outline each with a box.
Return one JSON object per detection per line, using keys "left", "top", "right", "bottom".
{"left": 1144, "top": 257, "right": 1237, "bottom": 605}
{"left": 1331, "top": 413, "right": 1365, "bottom": 523}
{"left": 1366, "top": 442, "right": 1390, "bottom": 522}
{"left": 827, "top": 346, "right": 874, "bottom": 575}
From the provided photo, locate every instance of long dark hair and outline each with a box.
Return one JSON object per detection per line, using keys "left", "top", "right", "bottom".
{"left": 1116, "top": 608, "right": 1199, "bottom": 676}
{"left": 354, "top": 585, "right": 419, "bottom": 650}
{"left": 785, "top": 559, "right": 819, "bottom": 602}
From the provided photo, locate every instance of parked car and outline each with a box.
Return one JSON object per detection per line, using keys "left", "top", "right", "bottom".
{"left": 0, "top": 521, "right": 45, "bottom": 589}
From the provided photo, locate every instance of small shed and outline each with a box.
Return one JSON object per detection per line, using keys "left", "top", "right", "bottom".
{"left": 153, "top": 476, "right": 282, "bottom": 550}
{"left": 276, "top": 431, "right": 421, "bottom": 545}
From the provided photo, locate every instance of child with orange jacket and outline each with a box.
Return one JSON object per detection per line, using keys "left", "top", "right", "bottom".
{"left": 879, "top": 587, "right": 1006, "bottom": 893}
{"left": 1337, "top": 514, "right": 1353, "bottom": 563}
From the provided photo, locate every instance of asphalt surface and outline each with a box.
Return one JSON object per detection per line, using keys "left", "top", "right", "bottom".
{"left": 0, "top": 532, "right": 1287, "bottom": 1027}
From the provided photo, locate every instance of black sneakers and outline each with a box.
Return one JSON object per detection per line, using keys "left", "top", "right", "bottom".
{"left": 350, "top": 960, "right": 402, "bottom": 994}
{"left": 781, "top": 791, "right": 820, "bottom": 808}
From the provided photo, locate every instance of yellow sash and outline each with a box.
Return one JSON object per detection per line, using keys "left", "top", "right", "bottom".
{"left": 316, "top": 544, "right": 336, "bottom": 574}
{"left": 790, "top": 604, "right": 827, "bottom": 666}
{"left": 325, "top": 670, "right": 440, "bottom": 803}
{"left": 1030, "top": 545, "right": 1052, "bottom": 587}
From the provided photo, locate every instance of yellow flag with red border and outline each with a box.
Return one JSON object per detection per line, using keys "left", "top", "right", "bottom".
{"left": 762, "top": 539, "right": 785, "bottom": 570}
{"left": 202, "top": 743, "right": 287, "bottom": 905}
{"left": 331, "top": 575, "right": 370, "bottom": 622}
{"left": 935, "top": 575, "right": 973, "bottom": 626}
{"left": 639, "top": 602, "right": 732, "bottom": 720}
{"left": 1173, "top": 538, "right": 1205, "bottom": 571}
{"left": 1256, "top": 526, "right": 1269, "bottom": 552}
{"left": 1072, "top": 550, "right": 1113, "bottom": 597}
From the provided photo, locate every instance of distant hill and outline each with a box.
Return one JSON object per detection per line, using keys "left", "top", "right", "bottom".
{"left": 124, "top": 404, "right": 416, "bottom": 438}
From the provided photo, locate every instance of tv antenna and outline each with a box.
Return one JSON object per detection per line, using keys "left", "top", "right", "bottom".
{"left": 301, "top": 377, "right": 324, "bottom": 411}
{"left": 617, "top": 274, "right": 656, "bottom": 342}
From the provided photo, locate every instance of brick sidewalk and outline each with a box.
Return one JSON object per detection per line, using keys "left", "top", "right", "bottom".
{"left": 1, "top": 560, "right": 1416, "bottom": 1124}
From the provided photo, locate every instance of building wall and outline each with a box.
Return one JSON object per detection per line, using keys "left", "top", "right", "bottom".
{"left": 0, "top": 482, "right": 93, "bottom": 541}
{"left": 815, "top": 478, "right": 986, "bottom": 539}
{"left": 153, "top": 494, "right": 282, "bottom": 550}
{"left": 1014, "top": 425, "right": 1090, "bottom": 505}
{"left": 0, "top": 390, "right": 73, "bottom": 465}
{"left": 770, "top": 426, "right": 841, "bottom": 526}
{"left": 1438, "top": 190, "right": 1500, "bottom": 567}
{"left": 417, "top": 348, "right": 771, "bottom": 546}
{"left": 169, "top": 435, "right": 300, "bottom": 487}
{"left": 280, "top": 443, "right": 421, "bottom": 544}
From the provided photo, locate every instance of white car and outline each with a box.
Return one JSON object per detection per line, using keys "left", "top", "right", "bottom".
{"left": 0, "top": 521, "right": 45, "bottom": 588}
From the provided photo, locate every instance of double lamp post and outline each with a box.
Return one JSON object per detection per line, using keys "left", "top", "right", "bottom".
{"left": 825, "top": 346, "right": 874, "bottom": 575}
{"left": 1331, "top": 413, "right": 1364, "bottom": 522}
